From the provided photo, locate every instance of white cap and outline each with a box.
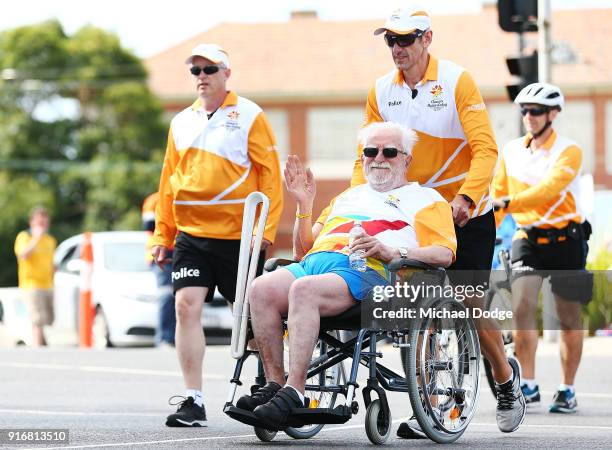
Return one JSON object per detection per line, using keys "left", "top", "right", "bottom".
{"left": 374, "top": 8, "right": 431, "bottom": 35}
{"left": 185, "top": 43, "right": 230, "bottom": 68}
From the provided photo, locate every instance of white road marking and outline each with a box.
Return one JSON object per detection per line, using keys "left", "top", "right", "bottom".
{"left": 29, "top": 433, "right": 258, "bottom": 450}
{"left": 470, "top": 422, "right": 612, "bottom": 431}
{"left": 24, "top": 417, "right": 612, "bottom": 450}
{"left": 0, "top": 362, "right": 225, "bottom": 379}
{"left": 25, "top": 418, "right": 412, "bottom": 450}
{"left": 0, "top": 409, "right": 162, "bottom": 417}
{"left": 539, "top": 390, "right": 612, "bottom": 399}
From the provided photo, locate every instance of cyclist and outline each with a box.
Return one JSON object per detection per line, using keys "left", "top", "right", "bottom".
{"left": 492, "top": 82, "right": 592, "bottom": 413}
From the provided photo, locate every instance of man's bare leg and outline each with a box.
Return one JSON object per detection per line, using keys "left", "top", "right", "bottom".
{"left": 554, "top": 296, "right": 583, "bottom": 385}
{"left": 465, "top": 294, "right": 512, "bottom": 382}
{"left": 285, "top": 274, "right": 355, "bottom": 393}
{"left": 249, "top": 269, "right": 296, "bottom": 384}
{"left": 175, "top": 286, "right": 207, "bottom": 390}
{"left": 31, "top": 325, "right": 45, "bottom": 346}
{"left": 512, "top": 275, "right": 543, "bottom": 379}
{"left": 478, "top": 327, "right": 512, "bottom": 382}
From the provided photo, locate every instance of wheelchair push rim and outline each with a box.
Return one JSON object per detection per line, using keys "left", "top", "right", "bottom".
{"left": 406, "top": 297, "right": 481, "bottom": 443}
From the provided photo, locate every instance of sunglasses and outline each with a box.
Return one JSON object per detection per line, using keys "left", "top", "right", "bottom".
{"left": 384, "top": 31, "right": 424, "bottom": 48}
{"left": 520, "top": 106, "right": 548, "bottom": 117}
{"left": 363, "top": 147, "right": 406, "bottom": 158}
{"left": 189, "top": 65, "right": 221, "bottom": 76}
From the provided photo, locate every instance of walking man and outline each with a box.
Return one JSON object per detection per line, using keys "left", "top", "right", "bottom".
{"left": 351, "top": 8, "right": 525, "bottom": 436}
{"left": 151, "top": 43, "right": 283, "bottom": 427}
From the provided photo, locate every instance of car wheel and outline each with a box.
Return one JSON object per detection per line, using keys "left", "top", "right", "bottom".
{"left": 93, "top": 306, "right": 113, "bottom": 349}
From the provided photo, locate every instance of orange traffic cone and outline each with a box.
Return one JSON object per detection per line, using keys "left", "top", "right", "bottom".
{"left": 79, "top": 232, "right": 94, "bottom": 348}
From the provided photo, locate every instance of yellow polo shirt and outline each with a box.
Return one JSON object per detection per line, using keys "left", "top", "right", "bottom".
{"left": 14, "top": 231, "right": 56, "bottom": 289}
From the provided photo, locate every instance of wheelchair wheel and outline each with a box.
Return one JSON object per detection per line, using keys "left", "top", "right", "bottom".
{"left": 406, "top": 297, "right": 481, "bottom": 444}
{"left": 283, "top": 331, "right": 345, "bottom": 439}
{"left": 254, "top": 427, "right": 277, "bottom": 442}
{"left": 365, "top": 399, "right": 391, "bottom": 445}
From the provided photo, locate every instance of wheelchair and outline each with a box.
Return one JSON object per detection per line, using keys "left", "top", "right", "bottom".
{"left": 224, "top": 256, "right": 482, "bottom": 444}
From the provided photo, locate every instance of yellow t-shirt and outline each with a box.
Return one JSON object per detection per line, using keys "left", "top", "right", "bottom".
{"left": 14, "top": 231, "right": 57, "bottom": 289}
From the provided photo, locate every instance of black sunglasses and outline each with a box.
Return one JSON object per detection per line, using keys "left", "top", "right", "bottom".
{"left": 520, "top": 106, "right": 548, "bottom": 117}
{"left": 363, "top": 147, "right": 406, "bottom": 158}
{"left": 189, "top": 65, "right": 221, "bottom": 76}
{"left": 384, "top": 31, "right": 424, "bottom": 48}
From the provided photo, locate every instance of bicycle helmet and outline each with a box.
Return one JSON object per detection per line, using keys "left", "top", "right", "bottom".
{"left": 514, "top": 82, "right": 564, "bottom": 110}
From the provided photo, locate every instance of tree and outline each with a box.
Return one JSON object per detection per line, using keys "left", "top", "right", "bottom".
{"left": 0, "top": 20, "right": 166, "bottom": 286}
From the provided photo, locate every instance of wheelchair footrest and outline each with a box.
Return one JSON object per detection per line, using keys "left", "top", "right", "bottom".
{"left": 224, "top": 405, "right": 264, "bottom": 428}
{"left": 290, "top": 405, "right": 352, "bottom": 424}
{"left": 224, "top": 404, "right": 306, "bottom": 430}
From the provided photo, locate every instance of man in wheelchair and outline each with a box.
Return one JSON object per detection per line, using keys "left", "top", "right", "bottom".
{"left": 239, "top": 122, "right": 458, "bottom": 429}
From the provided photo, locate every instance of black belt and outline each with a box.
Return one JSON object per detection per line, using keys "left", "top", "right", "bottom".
{"left": 522, "top": 221, "right": 590, "bottom": 243}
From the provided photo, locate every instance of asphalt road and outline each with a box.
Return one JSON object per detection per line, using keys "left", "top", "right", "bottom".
{"left": 1, "top": 338, "right": 611, "bottom": 449}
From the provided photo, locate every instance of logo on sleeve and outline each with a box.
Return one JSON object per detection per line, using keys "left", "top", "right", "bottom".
{"left": 467, "top": 102, "right": 486, "bottom": 112}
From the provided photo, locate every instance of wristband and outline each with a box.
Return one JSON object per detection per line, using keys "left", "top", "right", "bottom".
{"left": 295, "top": 211, "right": 312, "bottom": 219}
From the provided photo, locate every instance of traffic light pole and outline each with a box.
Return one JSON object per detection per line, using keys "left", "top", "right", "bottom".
{"left": 517, "top": 32, "right": 526, "bottom": 134}
{"left": 538, "top": 0, "right": 551, "bottom": 83}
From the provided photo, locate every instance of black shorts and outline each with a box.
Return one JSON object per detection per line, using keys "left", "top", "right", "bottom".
{"left": 447, "top": 209, "right": 496, "bottom": 288}
{"left": 511, "top": 236, "right": 592, "bottom": 303}
{"left": 171, "top": 232, "right": 265, "bottom": 302}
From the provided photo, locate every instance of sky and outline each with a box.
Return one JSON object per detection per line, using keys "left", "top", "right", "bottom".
{"left": 2, "top": 0, "right": 612, "bottom": 58}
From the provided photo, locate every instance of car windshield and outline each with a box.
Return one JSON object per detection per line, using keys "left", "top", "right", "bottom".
{"left": 103, "top": 242, "right": 149, "bottom": 272}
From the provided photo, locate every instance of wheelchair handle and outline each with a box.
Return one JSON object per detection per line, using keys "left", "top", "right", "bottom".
{"left": 264, "top": 257, "right": 297, "bottom": 273}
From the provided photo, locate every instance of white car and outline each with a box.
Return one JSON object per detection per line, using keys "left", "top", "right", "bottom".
{"left": 53, "top": 231, "right": 232, "bottom": 348}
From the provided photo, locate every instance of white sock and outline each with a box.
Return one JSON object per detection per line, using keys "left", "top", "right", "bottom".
{"left": 558, "top": 384, "right": 574, "bottom": 393}
{"left": 185, "top": 389, "right": 203, "bottom": 407}
{"left": 522, "top": 378, "right": 537, "bottom": 390}
{"left": 284, "top": 384, "right": 305, "bottom": 405}
{"left": 496, "top": 375, "right": 513, "bottom": 386}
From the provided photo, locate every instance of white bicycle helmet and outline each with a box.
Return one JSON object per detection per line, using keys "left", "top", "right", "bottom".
{"left": 514, "top": 82, "right": 564, "bottom": 110}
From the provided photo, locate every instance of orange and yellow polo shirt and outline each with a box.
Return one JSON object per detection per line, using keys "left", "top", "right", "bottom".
{"left": 351, "top": 55, "right": 498, "bottom": 218}
{"left": 152, "top": 91, "right": 283, "bottom": 248}
{"left": 492, "top": 130, "right": 584, "bottom": 230}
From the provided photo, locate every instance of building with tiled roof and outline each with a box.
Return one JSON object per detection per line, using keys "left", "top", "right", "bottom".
{"left": 145, "top": 5, "right": 612, "bottom": 251}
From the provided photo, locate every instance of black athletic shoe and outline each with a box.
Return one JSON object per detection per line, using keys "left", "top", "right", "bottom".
{"left": 236, "top": 382, "right": 282, "bottom": 412}
{"left": 396, "top": 419, "right": 427, "bottom": 439}
{"left": 253, "top": 386, "right": 304, "bottom": 430}
{"left": 396, "top": 408, "right": 442, "bottom": 439}
{"left": 165, "top": 396, "right": 207, "bottom": 427}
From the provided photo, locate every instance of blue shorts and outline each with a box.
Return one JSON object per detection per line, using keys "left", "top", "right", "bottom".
{"left": 283, "top": 252, "right": 390, "bottom": 301}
